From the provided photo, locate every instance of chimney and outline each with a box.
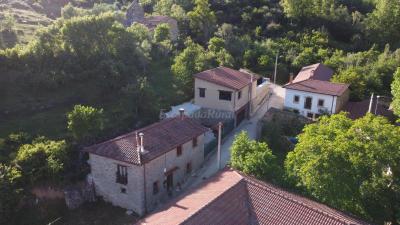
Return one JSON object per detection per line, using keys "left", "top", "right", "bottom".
{"left": 135, "top": 132, "right": 142, "bottom": 164}
{"left": 135, "top": 132, "right": 140, "bottom": 151}
{"left": 139, "top": 132, "right": 145, "bottom": 153}
{"left": 179, "top": 108, "right": 185, "bottom": 120}
{"left": 289, "top": 73, "right": 294, "bottom": 83}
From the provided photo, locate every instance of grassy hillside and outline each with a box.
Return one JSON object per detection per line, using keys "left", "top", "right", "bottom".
{"left": 0, "top": 0, "right": 111, "bottom": 48}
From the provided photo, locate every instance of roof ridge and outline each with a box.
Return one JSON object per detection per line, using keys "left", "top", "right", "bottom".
{"left": 244, "top": 177, "right": 359, "bottom": 224}
{"left": 84, "top": 116, "right": 194, "bottom": 150}
{"left": 83, "top": 118, "right": 173, "bottom": 149}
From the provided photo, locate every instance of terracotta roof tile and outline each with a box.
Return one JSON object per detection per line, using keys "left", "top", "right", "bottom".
{"left": 343, "top": 99, "right": 394, "bottom": 120}
{"left": 138, "top": 169, "right": 244, "bottom": 225}
{"left": 83, "top": 116, "right": 208, "bottom": 165}
{"left": 284, "top": 79, "right": 349, "bottom": 96}
{"left": 137, "top": 169, "right": 369, "bottom": 225}
{"left": 194, "top": 67, "right": 258, "bottom": 90}
{"left": 293, "top": 63, "right": 334, "bottom": 83}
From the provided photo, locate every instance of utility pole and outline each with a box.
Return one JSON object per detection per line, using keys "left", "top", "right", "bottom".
{"left": 274, "top": 50, "right": 279, "bottom": 84}
{"left": 217, "top": 122, "right": 223, "bottom": 170}
{"left": 368, "top": 93, "right": 374, "bottom": 113}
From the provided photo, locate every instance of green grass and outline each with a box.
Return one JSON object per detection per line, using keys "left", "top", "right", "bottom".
{"left": 0, "top": 105, "right": 70, "bottom": 139}
{"left": 14, "top": 199, "right": 139, "bottom": 225}
{"left": 0, "top": 3, "right": 53, "bottom": 47}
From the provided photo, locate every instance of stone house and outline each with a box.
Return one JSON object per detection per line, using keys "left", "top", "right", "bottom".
{"left": 125, "top": 0, "right": 179, "bottom": 40}
{"left": 283, "top": 63, "right": 350, "bottom": 120}
{"left": 83, "top": 111, "right": 208, "bottom": 216}
{"left": 194, "top": 66, "right": 269, "bottom": 126}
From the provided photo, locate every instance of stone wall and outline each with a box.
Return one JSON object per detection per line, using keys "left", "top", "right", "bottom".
{"left": 144, "top": 134, "right": 205, "bottom": 212}
{"left": 125, "top": 0, "right": 145, "bottom": 25}
{"left": 88, "top": 134, "right": 205, "bottom": 215}
{"left": 88, "top": 154, "right": 146, "bottom": 215}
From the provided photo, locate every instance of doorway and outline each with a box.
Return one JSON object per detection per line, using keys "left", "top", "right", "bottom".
{"left": 166, "top": 174, "right": 173, "bottom": 192}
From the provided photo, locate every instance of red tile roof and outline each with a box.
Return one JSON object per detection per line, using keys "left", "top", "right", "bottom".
{"left": 194, "top": 67, "right": 258, "bottom": 90}
{"left": 83, "top": 116, "right": 208, "bottom": 165}
{"left": 284, "top": 79, "right": 349, "bottom": 96}
{"left": 343, "top": 99, "right": 394, "bottom": 120}
{"left": 293, "top": 63, "right": 334, "bottom": 83}
{"left": 137, "top": 169, "right": 369, "bottom": 225}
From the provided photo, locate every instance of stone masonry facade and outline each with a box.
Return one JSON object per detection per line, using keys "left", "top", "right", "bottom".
{"left": 87, "top": 134, "right": 205, "bottom": 216}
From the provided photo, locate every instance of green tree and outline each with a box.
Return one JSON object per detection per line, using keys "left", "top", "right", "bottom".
{"left": 67, "top": 105, "right": 105, "bottom": 142}
{"left": 187, "top": 0, "right": 216, "bottom": 43}
{"left": 0, "top": 132, "right": 31, "bottom": 163}
{"left": 208, "top": 37, "right": 234, "bottom": 67}
{"left": 0, "top": 164, "right": 22, "bottom": 224}
{"left": 61, "top": 3, "right": 117, "bottom": 19}
{"left": 285, "top": 113, "right": 400, "bottom": 224}
{"left": 15, "top": 138, "right": 67, "bottom": 183}
{"left": 365, "top": 0, "right": 400, "bottom": 47}
{"left": 391, "top": 68, "right": 400, "bottom": 117}
{"left": 0, "top": 12, "right": 16, "bottom": 32}
{"left": 281, "top": 0, "right": 316, "bottom": 19}
{"left": 154, "top": 0, "right": 186, "bottom": 20}
{"left": 281, "top": 0, "right": 342, "bottom": 20}
{"left": 154, "top": 23, "right": 171, "bottom": 42}
{"left": 332, "top": 67, "right": 367, "bottom": 100}
{"left": 171, "top": 39, "right": 214, "bottom": 95}
{"left": 231, "top": 131, "right": 281, "bottom": 181}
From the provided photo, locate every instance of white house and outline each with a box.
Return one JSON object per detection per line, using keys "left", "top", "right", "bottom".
{"left": 193, "top": 66, "right": 269, "bottom": 126}
{"left": 83, "top": 110, "right": 208, "bottom": 216}
{"left": 283, "top": 63, "right": 350, "bottom": 119}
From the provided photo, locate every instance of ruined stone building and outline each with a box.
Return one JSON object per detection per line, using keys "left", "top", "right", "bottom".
{"left": 125, "top": 0, "right": 179, "bottom": 40}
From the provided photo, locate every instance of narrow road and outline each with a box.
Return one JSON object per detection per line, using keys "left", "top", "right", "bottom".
{"left": 184, "top": 84, "right": 285, "bottom": 189}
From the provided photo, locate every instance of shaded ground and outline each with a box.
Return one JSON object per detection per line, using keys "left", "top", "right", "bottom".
{"left": 14, "top": 199, "right": 138, "bottom": 225}
{"left": 261, "top": 108, "right": 310, "bottom": 164}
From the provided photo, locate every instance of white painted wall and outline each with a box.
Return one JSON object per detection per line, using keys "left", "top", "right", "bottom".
{"left": 284, "top": 89, "right": 337, "bottom": 117}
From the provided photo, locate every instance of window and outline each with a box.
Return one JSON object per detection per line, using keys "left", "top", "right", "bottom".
{"left": 120, "top": 187, "right": 127, "bottom": 194}
{"left": 186, "top": 162, "right": 192, "bottom": 175}
{"left": 177, "top": 145, "right": 182, "bottom": 156}
{"left": 307, "top": 113, "right": 313, "bottom": 119}
{"left": 238, "top": 91, "right": 242, "bottom": 99}
{"left": 304, "top": 97, "right": 312, "bottom": 109}
{"left": 318, "top": 99, "right": 324, "bottom": 107}
{"left": 219, "top": 91, "right": 232, "bottom": 101}
{"left": 293, "top": 95, "right": 300, "bottom": 103}
{"left": 153, "top": 181, "right": 159, "bottom": 195}
{"left": 116, "top": 165, "right": 128, "bottom": 185}
{"left": 192, "top": 137, "right": 198, "bottom": 147}
{"left": 199, "top": 88, "right": 205, "bottom": 98}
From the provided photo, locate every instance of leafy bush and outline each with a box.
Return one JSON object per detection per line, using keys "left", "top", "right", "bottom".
{"left": 0, "top": 164, "right": 23, "bottom": 225}
{"left": 391, "top": 67, "right": 400, "bottom": 117}
{"left": 67, "top": 105, "right": 105, "bottom": 142}
{"left": 231, "top": 131, "right": 281, "bottom": 182}
{"left": 15, "top": 138, "right": 67, "bottom": 183}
